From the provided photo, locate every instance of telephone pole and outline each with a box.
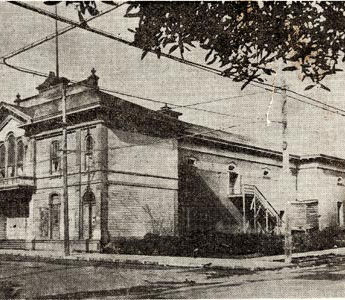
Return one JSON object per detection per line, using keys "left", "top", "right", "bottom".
{"left": 281, "top": 77, "right": 292, "bottom": 263}
{"left": 55, "top": 5, "right": 59, "bottom": 78}
{"left": 62, "top": 83, "right": 70, "bottom": 256}
{"left": 54, "top": 4, "right": 69, "bottom": 256}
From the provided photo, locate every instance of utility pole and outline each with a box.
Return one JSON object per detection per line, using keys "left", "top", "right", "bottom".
{"left": 54, "top": 3, "right": 69, "bottom": 256}
{"left": 281, "top": 77, "right": 292, "bottom": 263}
{"left": 62, "top": 83, "right": 70, "bottom": 256}
{"left": 55, "top": 5, "right": 59, "bottom": 78}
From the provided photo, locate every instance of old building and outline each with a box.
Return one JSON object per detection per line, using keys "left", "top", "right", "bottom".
{"left": 0, "top": 70, "right": 344, "bottom": 252}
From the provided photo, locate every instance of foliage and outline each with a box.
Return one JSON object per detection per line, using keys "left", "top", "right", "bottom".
{"left": 44, "top": 1, "right": 345, "bottom": 90}
{"left": 125, "top": 1, "right": 345, "bottom": 91}
{"left": 293, "top": 226, "right": 345, "bottom": 252}
{"left": 103, "top": 232, "right": 284, "bottom": 257}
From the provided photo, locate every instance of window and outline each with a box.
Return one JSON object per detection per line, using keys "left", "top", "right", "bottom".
{"left": 186, "top": 157, "right": 196, "bottom": 166}
{"left": 228, "top": 164, "right": 240, "bottom": 195}
{"left": 0, "top": 144, "right": 5, "bottom": 178}
{"left": 263, "top": 168, "right": 271, "bottom": 178}
{"left": 83, "top": 188, "right": 96, "bottom": 239}
{"left": 7, "top": 134, "right": 15, "bottom": 177}
{"left": 50, "top": 141, "right": 60, "bottom": 173}
{"left": 17, "top": 140, "right": 24, "bottom": 175}
{"left": 338, "top": 202, "right": 344, "bottom": 226}
{"left": 338, "top": 177, "right": 344, "bottom": 186}
{"left": 85, "top": 134, "right": 94, "bottom": 170}
{"left": 50, "top": 194, "right": 61, "bottom": 239}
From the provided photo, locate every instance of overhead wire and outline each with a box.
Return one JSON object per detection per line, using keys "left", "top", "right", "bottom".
{"left": 31, "top": 119, "right": 267, "bottom": 160}
{"left": 1, "top": 4, "right": 123, "bottom": 61}
{"left": 8, "top": 1, "right": 345, "bottom": 118}
{"left": 3, "top": 1, "right": 345, "bottom": 136}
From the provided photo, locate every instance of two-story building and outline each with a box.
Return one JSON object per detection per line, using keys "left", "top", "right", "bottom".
{"left": 0, "top": 69, "right": 344, "bottom": 252}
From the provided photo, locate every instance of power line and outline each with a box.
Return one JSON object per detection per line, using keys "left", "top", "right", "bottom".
{"left": 32, "top": 119, "right": 267, "bottom": 161}
{"left": 1, "top": 58, "right": 268, "bottom": 121}
{"left": 9, "top": 1, "right": 345, "bottom": 118}
{"left": 1, "top": 5, "right": 122, "bottom": 61}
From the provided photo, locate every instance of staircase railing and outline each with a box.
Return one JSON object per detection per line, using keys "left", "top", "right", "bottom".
{"left": 243, "top": 184, "right": 280, "bottom": 219}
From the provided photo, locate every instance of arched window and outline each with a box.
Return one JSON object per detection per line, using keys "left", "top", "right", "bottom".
{"left": 0, "top": 144, "right": 5, "bottom": 178}
{"left": 85, "top": 134, "right": 94, "bottom": 170}
{"left": 82, "top": 188, "right": 96, "bottom": 239}
{"left": 17, "top": 140, "right": 24, "bottom": 175}
{"left": 7, "top": 134, "right": 15, "bottom": 177}
{"left": 50, "top": 141, "right": 60, "bottom": 173}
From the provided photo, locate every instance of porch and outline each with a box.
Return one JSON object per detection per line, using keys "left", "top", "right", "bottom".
{"left": 0, "top": 176, "right": 35, "bottom": 241}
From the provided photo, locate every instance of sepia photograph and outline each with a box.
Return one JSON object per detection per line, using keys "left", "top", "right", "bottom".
{"left": 1, "top": 0, "right": 345, "bottom": 298}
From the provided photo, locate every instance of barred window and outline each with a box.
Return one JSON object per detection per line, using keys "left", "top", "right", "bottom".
{"left": 51, "top": 141, "right": 60, "bottom": 173}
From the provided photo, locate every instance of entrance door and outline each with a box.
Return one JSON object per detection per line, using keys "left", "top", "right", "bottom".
{"left": 82, "top": 189, "right": 96, "bottom": 239}
{"left": 83, "top": 203, "right": 96, "bottom": 239}
{"left": 50, "top": 204, "right": 60, "bottom": 239}
{"left": 49, "top": 194, "right": 61, "bottom": 240}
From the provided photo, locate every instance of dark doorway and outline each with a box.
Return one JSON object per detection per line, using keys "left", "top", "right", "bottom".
{"left": 50, "top": 194, "right": 60, "bottom": 240}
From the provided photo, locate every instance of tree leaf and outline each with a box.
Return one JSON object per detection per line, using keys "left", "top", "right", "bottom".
{"left": 169, "top": 44, "right": 179, "bottom": 54}
{"left": 141, "top": 50, "right": 149, "bottom": 60}
{"left": 261, "top": 68, "right": 275, "bottom": 75}
{"left": 305, "top": 84, "right": 315, "bottom": 91}
{"left": 282, "top": 66, "right": 298, "bottom": 71}
{"left": 205, "top": 50, "right": 213, "bottom": 62}
{"left": 320, "top": 84, "right": 331, "bottom": 92}
{"left": 43, "top": 1, "right": 62, "bottom": 5}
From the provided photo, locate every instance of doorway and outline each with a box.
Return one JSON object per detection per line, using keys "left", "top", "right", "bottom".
{"left": 83, "top": 188, "right": 96, "bottom": 239}
{"left": 50, "top": 194, "right": 60, "bottom": 239}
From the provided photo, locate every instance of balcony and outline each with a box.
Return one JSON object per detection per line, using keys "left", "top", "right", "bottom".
{"left": 0, "top": 176, "right": 35, "bottom": 192}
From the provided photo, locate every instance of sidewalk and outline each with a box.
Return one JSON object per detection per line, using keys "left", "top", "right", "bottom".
{"left": 0, "top": 247, "right": 344, "bottom": 271}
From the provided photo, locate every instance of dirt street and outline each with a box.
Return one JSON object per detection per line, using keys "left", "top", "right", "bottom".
{"left": 0, "top": 255, "right": 345, "bottom": 298}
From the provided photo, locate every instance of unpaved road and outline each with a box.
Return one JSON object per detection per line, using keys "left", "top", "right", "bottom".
{"left": 1, "top": 255, "right": 345, "bottom": 298}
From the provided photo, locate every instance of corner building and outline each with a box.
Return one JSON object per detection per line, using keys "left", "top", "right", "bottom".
{"left": 0, "top": 70, "right": 343, "bottom": 252}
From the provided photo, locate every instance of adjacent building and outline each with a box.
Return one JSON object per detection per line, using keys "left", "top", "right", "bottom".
{"left": 0, "top": 70, "right": 344, "bottom": 252}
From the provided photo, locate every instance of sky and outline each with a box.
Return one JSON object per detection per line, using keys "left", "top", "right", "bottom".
{"left": 1, "top": 1, "right": 345, "bottom": 158}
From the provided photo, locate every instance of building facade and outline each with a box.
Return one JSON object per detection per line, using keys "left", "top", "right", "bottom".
{"left": 0, "top": 70, "right": 344, "bottom": 252}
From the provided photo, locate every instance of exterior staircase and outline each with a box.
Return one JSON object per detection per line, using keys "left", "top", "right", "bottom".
{"left": 229, "top": 184, "right": 281, "bottom": 234}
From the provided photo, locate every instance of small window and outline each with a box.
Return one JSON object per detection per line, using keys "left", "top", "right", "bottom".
{"left": 7, "top": 134, "right": 15, "bottom": 177}
{"left": 228, "top": 163, "right": 240, "bottom": 195}
{"left": 338, "top": 202, "right": 344, "bottom": 226}
{"left": 0, "top": 144, "right": 5, "bottom": 178}
{"left": 85, "top": 134, "right": 94, "bottom": 170}
{"left": 186, "top": 157, "right": 196, "bottom": 166}
{"left": 50, "top": 141, "right": 60, "bottom": 173}
{"left": 338, "top": 177, "right": 343, "bottom": 186}
{"left": 228, "top": 164, "right": 236, "bottom": 171}
{"left": 263, "top": 168, "right": 271, "bottom": 178}
{"left": 17, "top": 140, "right": 24, "bottom": 176}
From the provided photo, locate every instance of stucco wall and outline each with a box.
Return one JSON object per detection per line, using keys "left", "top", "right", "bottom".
{"left": 106, "top": 128, "right": 178, "bottom": 238}
{"left": 298, "top": 162, "right": 345, "bottom": 229}
{"left": 179, "top": 141, "right": 297, "bottom": 213}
